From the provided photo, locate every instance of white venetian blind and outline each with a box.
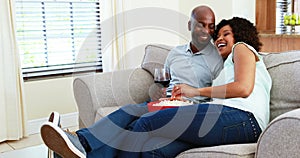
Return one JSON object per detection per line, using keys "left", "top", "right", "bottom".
{"left": 15, "top": 0, "right": 102, "bottom": 78}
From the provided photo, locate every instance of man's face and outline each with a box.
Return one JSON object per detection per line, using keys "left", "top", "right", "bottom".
{"left": 189, "top": 12, "right": 215, "bottom": 49}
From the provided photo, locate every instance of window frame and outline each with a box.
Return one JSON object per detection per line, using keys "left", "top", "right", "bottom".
{"left": 15, "top": 0, "right": 102, "bottom": 80}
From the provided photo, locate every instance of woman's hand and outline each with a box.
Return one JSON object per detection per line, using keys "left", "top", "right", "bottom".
{"left": 171, "top": 84, "right": 199, "bottom": 99}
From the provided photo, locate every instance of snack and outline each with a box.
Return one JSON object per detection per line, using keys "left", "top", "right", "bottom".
{"left": 147, "top": 100, "right": 193, "bottom": 112}
{"left": 153, "top": 100, "right": 193, "bottom": 106}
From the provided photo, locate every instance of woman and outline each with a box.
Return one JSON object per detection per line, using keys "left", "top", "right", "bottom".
{"left": 41, "top": 17, "right": 272, "bottom": 158}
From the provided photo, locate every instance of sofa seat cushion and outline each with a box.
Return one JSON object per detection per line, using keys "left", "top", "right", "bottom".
{"left": 262, "top": 51, "right": 300, "bottom": 120}
{"left": 176, "top": 143, "right": 256, "bottom": 158}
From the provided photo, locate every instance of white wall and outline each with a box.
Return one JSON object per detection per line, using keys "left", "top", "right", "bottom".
{"left": 24, "top": 0, "right": 256, "bottom": 122}
{"left": 179, "top": 0, "right": 255, "bottom": 24}
{"left": 232, "top": 0, "right": 256, "bottom": 23}
{"left": 24, "top": 77, "right": 77, "bottom": 120}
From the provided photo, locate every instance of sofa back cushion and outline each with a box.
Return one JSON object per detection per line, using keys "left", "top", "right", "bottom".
{"left": 262, "top": 51, "right": 300, "bottom": 120}
{"left": 141, "top": 44, "right": 173, "bottom": 76}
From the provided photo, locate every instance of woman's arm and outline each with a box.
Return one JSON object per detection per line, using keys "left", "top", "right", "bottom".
{"left": 173, "top": 44, "right": 257, "bottom": 99}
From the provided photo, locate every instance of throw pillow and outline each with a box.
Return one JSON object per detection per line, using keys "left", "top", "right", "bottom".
{"left": 141, "top": 44, "right": 173, "bottom": 76}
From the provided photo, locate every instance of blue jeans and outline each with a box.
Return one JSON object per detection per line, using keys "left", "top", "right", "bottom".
{"left": 77, "top": 103, "right": 261, "bottom": 158}
{"left": 77, "top": 102, "right": 149, "bottom": 158}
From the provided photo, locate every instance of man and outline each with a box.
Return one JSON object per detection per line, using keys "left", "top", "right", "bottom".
{"left": 165, "top": 5, "right": 223, "bottom": 103}
{"left": 41, "top": 5, "right": 223, "bottom": 158}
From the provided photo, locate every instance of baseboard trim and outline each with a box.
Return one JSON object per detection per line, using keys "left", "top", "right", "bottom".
{"left": 27, "top": 112, "right": 78, "bottom": 135}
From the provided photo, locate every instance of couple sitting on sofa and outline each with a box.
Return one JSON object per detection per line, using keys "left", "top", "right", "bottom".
{"left": 41, "top": 5, "right": 272, "bottom": 158}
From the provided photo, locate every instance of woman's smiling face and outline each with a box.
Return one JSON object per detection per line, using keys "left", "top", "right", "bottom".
{"left": 214, "top": 25, "right": 235, "bottom": 59}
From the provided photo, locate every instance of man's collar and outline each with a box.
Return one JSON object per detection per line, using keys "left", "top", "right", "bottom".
{"left": 187, "top": 42, "right": 205, "bottom": 55}
{"left": 186, "top": 42, "right": 192, "bottom": 53}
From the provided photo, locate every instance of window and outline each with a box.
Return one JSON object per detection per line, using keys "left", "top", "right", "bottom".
{"left": 16, "top": 0, "right": 102, "bottom": 79}
{"left": 276, "top": 0, "right": 300, "bottom": 33}
{"left": 256, "top": 0, "right": 300, "bottom": 34}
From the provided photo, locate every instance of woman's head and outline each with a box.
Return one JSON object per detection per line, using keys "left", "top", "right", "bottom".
{"left": 213, "top": 17, "right": 262, "bottom": 58}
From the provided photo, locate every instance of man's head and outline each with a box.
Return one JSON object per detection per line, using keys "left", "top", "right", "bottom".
{"left": 188, "top": 5, "right": 215, "bottom": 52}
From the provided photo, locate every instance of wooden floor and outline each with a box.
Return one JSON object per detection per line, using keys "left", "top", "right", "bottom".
{"left": 0, "top": 125, "right": 78, "bottom": 157}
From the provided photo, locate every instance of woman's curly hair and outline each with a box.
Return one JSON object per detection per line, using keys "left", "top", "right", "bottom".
{"left": 213, "top": 17, "right": 262, "bottom": 52}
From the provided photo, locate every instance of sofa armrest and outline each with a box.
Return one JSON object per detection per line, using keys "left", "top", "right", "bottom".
{"left": 255, "top": 108, "right": 300, "bottom": 158}
{"left": 73, "top": 68, "right": 154, "bottom": 128}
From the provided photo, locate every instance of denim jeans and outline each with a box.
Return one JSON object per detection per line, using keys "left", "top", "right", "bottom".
{"left": 77, "top": 103, "right": 262, "bottom": 158}
{"left": 76, "top": 102, "right": 149, "bottom": 158}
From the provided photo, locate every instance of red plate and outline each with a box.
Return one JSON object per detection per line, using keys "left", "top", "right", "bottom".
{"left": 147, "top": 101, "right": 179, "bottom": 112}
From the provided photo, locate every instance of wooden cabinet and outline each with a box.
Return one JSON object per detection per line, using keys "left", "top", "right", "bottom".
{"left": 259, "top": 34, "right": 300, "bottom": 52}
{"left": 256, "top": 0, "right": 276, "bottom": 34}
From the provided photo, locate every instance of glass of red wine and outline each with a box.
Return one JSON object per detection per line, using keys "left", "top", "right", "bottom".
{"left": 154, "top": 68, "right": 171, "bottom": 88}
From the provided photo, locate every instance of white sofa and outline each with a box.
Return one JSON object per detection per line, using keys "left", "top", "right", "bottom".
{"left": 73, "top": 44, "right": 300, "bottom": 158}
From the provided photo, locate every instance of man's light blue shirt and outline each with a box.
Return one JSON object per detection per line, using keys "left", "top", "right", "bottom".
{"left": 165, "top": 42, "right": 223, "bottom": 102}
